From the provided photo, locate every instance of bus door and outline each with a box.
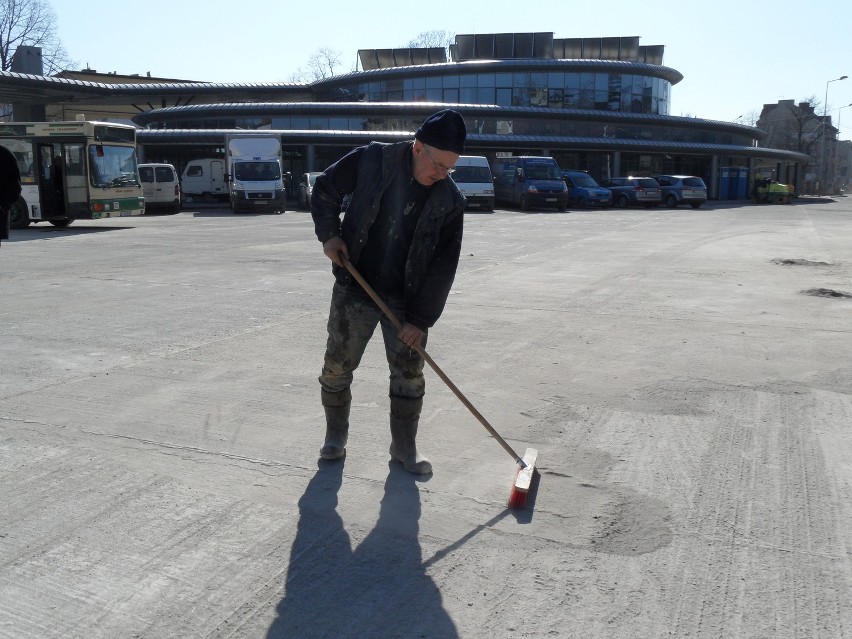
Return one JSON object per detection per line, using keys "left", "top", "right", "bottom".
{"left": 60, "top": 144, "right": 87, "bottom": 219}
{"left": 36, "top": 144, "right": 66, "bottom": 218}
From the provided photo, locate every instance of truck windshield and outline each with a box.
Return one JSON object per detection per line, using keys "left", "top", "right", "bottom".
{"left": 525, "top": 163, "right": 560, "bottom": 180}
{"left": 452, "top": 166, "right": 492, "bottom": 183}
{"left": 235, "top": 161, "right": 281, "bottom": 181}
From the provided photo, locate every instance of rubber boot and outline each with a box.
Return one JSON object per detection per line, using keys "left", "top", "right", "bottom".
{"left": 320, "top": 388, "right": 351, "bottom": 460}
{"left": 389, "top": 396, "right": 432, "bottom": 475}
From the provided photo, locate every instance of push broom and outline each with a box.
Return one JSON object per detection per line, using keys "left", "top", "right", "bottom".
{"left": 340, "top": 253, "right": 538, "bottom": 508}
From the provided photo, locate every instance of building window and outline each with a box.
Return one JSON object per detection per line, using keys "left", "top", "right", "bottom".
{"left": 495, "top": 73, "right": 513, "bottom": 88}
{"left": 579, "top": 73, "right": 595, "bottom": 109}
{"left": 496, "top": 120, "right": 513, "bottom": 135}
{"left": 477, "top": 73, "right": 495, "bottom": 88}
{"left": 442, "top": 75, "right": 460, "bottom": 88}
{"left": 529, "top": 88, "right": 548, "bottom": 107}
{"left": 478, "top": 87, "right": 495, "bottom": 104}
{"left": 460, "top": 87, "right": 477, "bottom": 103}
{"left": 548, "top": 88, "right": 564, "bottom": 108}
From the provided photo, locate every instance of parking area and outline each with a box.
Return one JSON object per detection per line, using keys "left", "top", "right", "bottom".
{"left": 1, "top": 200, "right": 851, "bottom": 638}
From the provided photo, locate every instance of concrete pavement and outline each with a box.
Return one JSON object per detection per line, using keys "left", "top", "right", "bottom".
{"left": 1, "top": 199, "right": 851, "bottom": 638}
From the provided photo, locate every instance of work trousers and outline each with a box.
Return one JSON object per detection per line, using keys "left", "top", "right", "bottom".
{"left": 319, "top": 282, "right": 426, "bottom": 401}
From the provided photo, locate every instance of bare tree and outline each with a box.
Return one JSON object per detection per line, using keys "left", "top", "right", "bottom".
{"left": 309, "top": 47, "right": 342, "bottom": 80}
{"left": 742, "top": 109, "right": 760, "bottom": 127}
{"left": 0, "top": 0, "right": 74, "bottom": 74}
{"left": 289, "top": 47, "right": 343, "bottom": 82}
{"left": 406, "top": 30, "right": 455, "bottom": 51}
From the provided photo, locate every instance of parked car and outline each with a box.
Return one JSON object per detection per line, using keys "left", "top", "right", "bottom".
{"left": 599, "top": 176, "right": 661, "bottom": 208}
{"left": 561, "top": 170, "right": 612, "bottom": 208}
{"left": 298, "top": 172, "right": 323, "bottom": 209}
{"left": 138, "top": 163, "right": 181, "bottom": 213}
{"left": 653, "top": 175, "right": 707, "bottom": 208}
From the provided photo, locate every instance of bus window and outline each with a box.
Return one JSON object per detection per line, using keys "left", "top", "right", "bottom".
{"left": 2, "top": 139, "right": 35, "bottom": 183}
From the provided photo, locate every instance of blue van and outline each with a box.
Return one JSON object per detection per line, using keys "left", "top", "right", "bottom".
{"left": 561, "top": 170, "right": 612, "bottom": 208}
{"left": 491, "top": 156, "right": 568, "bottom": 211}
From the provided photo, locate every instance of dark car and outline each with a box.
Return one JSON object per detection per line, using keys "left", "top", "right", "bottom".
{"left": 561, "top": 170, "right": 612, "bottom": 208}
{"left": 599, "top": 177, "right": 662, "bottom": 208}
{"left": 653, "top": 175, "right": 707, "bottom": 208}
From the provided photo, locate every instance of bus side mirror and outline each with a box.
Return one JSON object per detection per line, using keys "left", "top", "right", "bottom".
{"left": 224, "top": 173, "right": 231, "bottom": 182}
{"left": 95, "top": 145, "right": 104, "bottom": 157}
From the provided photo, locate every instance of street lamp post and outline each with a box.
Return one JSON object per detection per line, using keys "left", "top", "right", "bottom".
{"left": 819, "top": 75, "right": 847, "bottom": 195}
{"left": 835, "top": 102, "right": 852, "bottom": 192}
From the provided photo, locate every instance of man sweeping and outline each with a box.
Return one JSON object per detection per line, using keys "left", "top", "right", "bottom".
{"left": 310, "top": 109, "right": 467, "bottom": 474}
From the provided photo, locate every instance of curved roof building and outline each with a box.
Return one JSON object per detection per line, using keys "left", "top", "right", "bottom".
{"left": 0, "top": 33, "right": 809, "bottom": 199}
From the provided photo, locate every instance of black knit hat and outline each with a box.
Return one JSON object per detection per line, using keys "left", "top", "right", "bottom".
{"left": 415, "top": 109, "right": 466, "bottom": 155}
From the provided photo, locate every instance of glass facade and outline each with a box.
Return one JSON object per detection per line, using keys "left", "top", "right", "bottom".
{"left": 315, "top": 71, "right": 671, "bottom": 115}
{"left": 157, "top": 113, "right": 753, "bottom": 147}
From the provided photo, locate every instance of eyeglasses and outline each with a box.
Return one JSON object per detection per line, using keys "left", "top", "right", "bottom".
{"left": 422, "top": 145, "right": 455, "bottom": 175}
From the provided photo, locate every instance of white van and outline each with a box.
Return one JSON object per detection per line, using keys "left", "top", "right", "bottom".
{"left": 138, "top": 163, "right": 181, "bottom": 213}
{"left": 451, "top": 156, "right": 494, "bottom": 211}
{"left": 181, "top": 158, "right": 226, "bottom": 202}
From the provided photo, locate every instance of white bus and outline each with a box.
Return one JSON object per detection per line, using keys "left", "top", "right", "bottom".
{"left": 0, "top": 120, "right": 144, "bottom": 228}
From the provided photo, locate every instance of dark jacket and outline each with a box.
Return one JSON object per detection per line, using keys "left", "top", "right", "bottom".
{"left": 0, "top": 144, "right": 22, "bottom": 242}
{"left": 312, "top": 141, "right": 466, "bottom": 329}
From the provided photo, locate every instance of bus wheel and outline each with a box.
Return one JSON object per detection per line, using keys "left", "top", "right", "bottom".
{"left": 50, "top": 218, "right": 73, "bottom": 228}
{"left": 9, "top": 197, "right": 30, "bottom": 229}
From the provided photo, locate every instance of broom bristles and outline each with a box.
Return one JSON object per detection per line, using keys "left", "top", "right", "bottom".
{"left": 507, "top": 447, "right": 538, "bottom": 509}
{"left": 507, "top": 486, "right": 528, "bottom": 509}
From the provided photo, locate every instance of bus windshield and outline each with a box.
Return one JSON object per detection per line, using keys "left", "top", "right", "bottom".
{"left": 89, "top": 144, "right": 140, "bottom": 188}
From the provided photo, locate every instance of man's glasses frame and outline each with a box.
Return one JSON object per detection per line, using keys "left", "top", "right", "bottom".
{"left": 422, "top": 145, "right": 456, "bottom": 174}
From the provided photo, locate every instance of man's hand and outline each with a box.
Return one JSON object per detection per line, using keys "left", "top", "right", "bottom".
{"left": 398, "top": 322, "right": 424, "bottom": 349}
{"left": 322, "top": 236, "right": 349, "bottom": 266}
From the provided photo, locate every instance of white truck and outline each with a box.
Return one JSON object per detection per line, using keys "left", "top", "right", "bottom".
{"left": 452, "top": 156, "right": 495, "bottom": 211}
{"left": 224, "top": 134, "right": 285, "bottom": 213}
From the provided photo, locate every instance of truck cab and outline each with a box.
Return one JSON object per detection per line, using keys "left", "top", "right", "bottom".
{"left": 224, "top": 135, "right": 286, "bottom": 213}
{"left": 452, "top": 156, "right": 494, "bottom": 211}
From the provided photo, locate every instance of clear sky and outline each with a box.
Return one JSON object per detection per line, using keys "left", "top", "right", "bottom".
{"left": 49, "top": 0, "right": 852, "bottom": 137}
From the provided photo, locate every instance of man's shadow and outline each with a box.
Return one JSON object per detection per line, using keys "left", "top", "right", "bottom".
{"left": 266, "top": 460, "right": 458, "bottom": 638}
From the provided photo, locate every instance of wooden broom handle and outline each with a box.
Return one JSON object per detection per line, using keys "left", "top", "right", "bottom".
{"left": 340, "top": 253, "right": 526, "bottom": 467}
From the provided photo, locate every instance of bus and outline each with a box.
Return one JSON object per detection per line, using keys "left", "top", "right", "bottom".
{"left": 0, "top": 120, "right": 144, "bottom": 228}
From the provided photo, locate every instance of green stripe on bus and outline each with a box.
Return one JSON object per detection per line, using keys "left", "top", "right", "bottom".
{"left": 90, "top": 197, "right": 145, "bottom": 213}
